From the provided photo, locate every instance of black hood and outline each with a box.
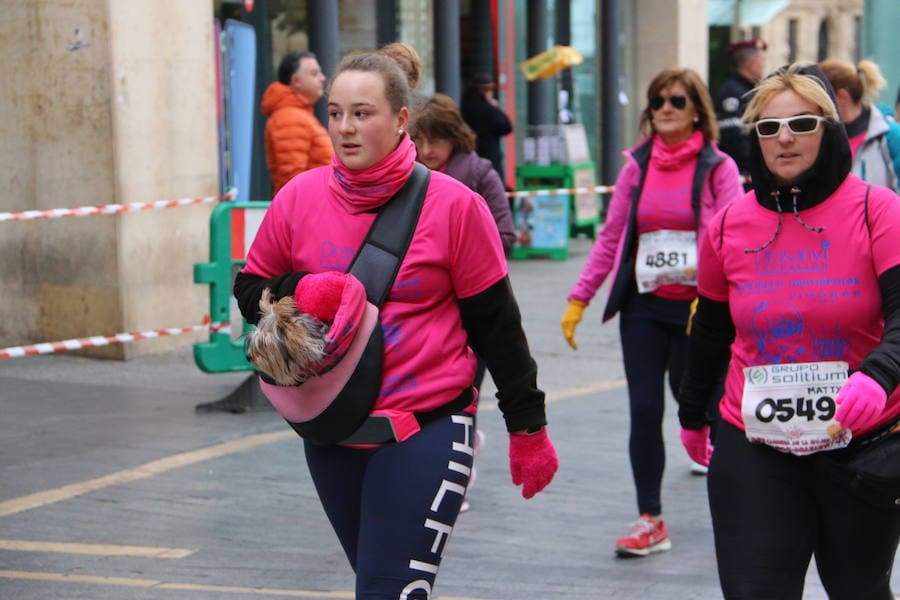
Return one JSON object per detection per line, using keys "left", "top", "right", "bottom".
{"left": 747, "top": 63, "right": 852, "bottom": 212}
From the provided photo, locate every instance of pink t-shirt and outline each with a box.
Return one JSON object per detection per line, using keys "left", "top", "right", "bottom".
{"left": 243, "top": 168, "right": 508, "bottom": 415}
{"left": 638, "top": 158, "right": 697, "bottom": 300}
{"left": 699, "top": 175, "right": 900, "bottom": 434}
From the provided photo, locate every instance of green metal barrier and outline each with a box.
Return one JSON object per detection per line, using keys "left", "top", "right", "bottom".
{"left": 193, "top": 200, "right": 270, "bottom": 373}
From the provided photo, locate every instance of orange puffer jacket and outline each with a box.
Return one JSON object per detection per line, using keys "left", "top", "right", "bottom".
{"left": 261, "top": 82, "right": 333, "bottom": 192}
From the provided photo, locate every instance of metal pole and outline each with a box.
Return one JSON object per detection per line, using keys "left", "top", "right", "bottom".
{"left": 434, "top": 2, "right": 462, "bottom": 102}
{"left": 245, "top": 0, "right": 273, "bottom": 201}
{"left": 376, "top": 0, "right": 398, "bottom": 46}
{"left": 469, "top": 0, "right": 495, "bottom": 79}
{"left": 308, "top": 1, "right": 340, "bottom": 125}
{"left": 527, "top": 0, "right": 552, "bottom": 126}
{"left": 600, "top": 0, "right": 623, "bottom": 209}
{"left": 731, "top": 0, "right": 742, "bottom": 41}
{"left": 555, "top": 0, "right": 571, "bottom": 122}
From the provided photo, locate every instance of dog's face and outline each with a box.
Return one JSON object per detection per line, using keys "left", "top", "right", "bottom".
{"left": 245, "top": 289, "right": 329, "bottom": 386}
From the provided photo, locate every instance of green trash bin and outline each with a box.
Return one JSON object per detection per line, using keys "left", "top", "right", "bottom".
{"left": 511, "top": 161, "right": 599, "bottom": 260}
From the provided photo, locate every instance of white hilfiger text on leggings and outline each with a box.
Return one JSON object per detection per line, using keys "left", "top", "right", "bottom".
{"left": 400, "top": 414, "right": 474, "bottom": 599}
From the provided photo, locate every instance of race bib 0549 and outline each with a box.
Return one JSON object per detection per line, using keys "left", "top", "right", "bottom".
{"left": 741, "top": 361, "right": 851, "bottom": 455}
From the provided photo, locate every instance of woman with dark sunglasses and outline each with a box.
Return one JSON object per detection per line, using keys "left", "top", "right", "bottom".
{"left": 677, "top": 62, "right": 900, "bottom": 598}
{"left": 560, "top": 67, "right": 743, "bottom": 557}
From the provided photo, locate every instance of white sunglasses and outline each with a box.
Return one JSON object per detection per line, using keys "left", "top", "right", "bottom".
{"left": 754, "top": 115, "right": 828, "bottom": 138}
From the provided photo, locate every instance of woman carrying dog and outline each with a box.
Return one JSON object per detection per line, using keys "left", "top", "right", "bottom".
{"left": 233, "top": 49, "right": 558, "bottom": 599}
{"left": 677, "top": 62, "right": 900, "bottom": 598}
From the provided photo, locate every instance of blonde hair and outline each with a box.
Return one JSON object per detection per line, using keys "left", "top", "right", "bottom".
{"left": 377, "top": 42, "right": 422, "bottom": 92}
{"left": 743, "top": 62, "right": 839, "bottom": 123}
{"left": 330, "top": 52, "right": 410, "bottom": 114}
{"left": 820, "top": 58, "right": 888, "bottom": 107}
{"left": 638, "top": 67, "right": 719, "bottom": 141}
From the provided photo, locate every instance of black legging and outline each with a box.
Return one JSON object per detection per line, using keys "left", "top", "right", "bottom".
{"left": 304, "top": 413, "right": 474, "bottom": 599}
{"left": 709, "top": 421, "right": 900, "bottom": 599}
{"left": 619, "top": 309, "right": 689, "bottom": 516}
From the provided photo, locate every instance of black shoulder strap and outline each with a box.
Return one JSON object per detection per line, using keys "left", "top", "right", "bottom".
{"left": 864, "top": 184, "right": 872, "bottom": 240}
{"left": 347, "top": 163, "right": 431, "bottom": 307}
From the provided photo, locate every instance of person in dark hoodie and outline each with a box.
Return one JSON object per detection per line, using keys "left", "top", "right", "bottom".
{"left": 461, "top": 73, "right": 513, "bottom": 182}
{"left": 677, "top": 62, "right": 900, "bottom": 599}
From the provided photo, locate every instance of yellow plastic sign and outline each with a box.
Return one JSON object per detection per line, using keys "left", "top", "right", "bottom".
{"left": 520, "top": 45, "right": 584, "bottom": 82}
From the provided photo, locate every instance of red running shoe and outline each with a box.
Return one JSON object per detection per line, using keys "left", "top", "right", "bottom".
{"left": 615, "top": 514, "right": 672, "bottom": 557}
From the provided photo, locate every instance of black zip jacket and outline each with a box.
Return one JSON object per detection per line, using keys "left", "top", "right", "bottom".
{"left": 602, "top": 137, "right": 727, "bottom": 321}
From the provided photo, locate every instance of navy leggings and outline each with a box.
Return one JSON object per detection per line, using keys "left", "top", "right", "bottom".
{"left": 304, "top": 413, "right": 474, "bottom": 599}
{"left": 709, "top": 421, "right": 900, "bottom": 599}
{"left": 619, "top": 307, "right": 688, "bottom": 516}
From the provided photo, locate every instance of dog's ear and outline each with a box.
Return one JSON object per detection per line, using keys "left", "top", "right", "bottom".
{"left": 259, "top": 288, "right": 275, "bottom": 310}
{"left": 271, "top": 295, "right": 300, "bottom": 323}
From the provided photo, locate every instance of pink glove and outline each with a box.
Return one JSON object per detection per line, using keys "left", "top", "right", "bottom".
{"left": 294, "top": 271, "right": 351, "bottom": 322}
{"left": 509, "top": 428, "right": 559, "bottom": 499}
{"left": 835, "top": 371, "right": 887, "bottom": 432}
{"left": 680, "top": 425, "right": 712, "bottom": 467}
{"left": 294, "top": 272, "right": 366, "bottom": 372}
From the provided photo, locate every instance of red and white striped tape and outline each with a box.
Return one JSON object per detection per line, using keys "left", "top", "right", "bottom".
{"left": 0, "top": 188, "right": 237, "bottom": 223}
{"left": 506, "top": 185, "right": 615, "bottom": 199}
{"left": 0, "top": 317, "right": 230, "bottom": 360}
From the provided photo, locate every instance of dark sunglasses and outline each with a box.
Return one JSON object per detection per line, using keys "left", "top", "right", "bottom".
{"left": 754, "top": 115, "right": 827, "bottom": 138}
{"left": 650, "top": 95, "right": 687, "bottom": 111}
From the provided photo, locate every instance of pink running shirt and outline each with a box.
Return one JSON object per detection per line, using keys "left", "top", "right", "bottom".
{"left": 243, "top": 167, "right": 508, "bottom": 416}
{"left": 699, "top": 175, "right": 900, "bottom": 434}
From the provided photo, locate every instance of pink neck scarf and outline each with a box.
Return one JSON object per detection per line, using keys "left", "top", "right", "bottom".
{"left": 650, "top": 129, "right": 704, "bottom": 171}
{"left": 329, "top": 135, "right": 417, "bottom": 214}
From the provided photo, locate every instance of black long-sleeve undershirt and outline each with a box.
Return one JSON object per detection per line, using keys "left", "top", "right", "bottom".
{"left": 458, "top": 277, "right": 547, "bottom": 433}
{"left": 233, "top": 270, "right": 307, "bottom": 326}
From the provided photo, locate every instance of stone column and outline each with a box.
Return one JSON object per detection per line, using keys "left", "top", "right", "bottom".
{"left": 633, "top": 0, "right": 709, "bottom": 108}
{"left": 0, "top": 0, "right": 218, "bottom": 358}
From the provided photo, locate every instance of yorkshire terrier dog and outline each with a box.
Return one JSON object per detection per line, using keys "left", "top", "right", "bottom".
{"left": 245, "top": 289, "right": 330, "bottom": 386}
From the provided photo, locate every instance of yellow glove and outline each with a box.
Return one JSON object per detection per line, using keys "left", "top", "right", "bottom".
{"left": 561, "top": 299, "right": 586, "bottom": 350}
{"left": 686, "top": 297, "right": 698, "bottom": 335}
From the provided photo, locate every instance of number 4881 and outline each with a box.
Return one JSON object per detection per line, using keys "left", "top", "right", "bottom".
{"left": 645, "top": 251, "right": 686, "bottom": 268}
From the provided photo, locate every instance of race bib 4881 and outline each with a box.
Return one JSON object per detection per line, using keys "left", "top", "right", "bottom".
{"left": 634, "top": 229, "right": 697, "bottom": 293}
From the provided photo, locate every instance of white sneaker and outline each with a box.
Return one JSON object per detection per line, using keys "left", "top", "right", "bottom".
{"left": 690, "top": 461, "right": 708, "bottom": 476}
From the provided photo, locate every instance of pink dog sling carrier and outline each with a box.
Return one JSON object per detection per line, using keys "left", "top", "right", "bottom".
{"left": 283, "top": 163, "right": 431, "bottom": 444}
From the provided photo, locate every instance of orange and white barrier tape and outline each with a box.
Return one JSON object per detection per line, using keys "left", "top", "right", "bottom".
{"left": 0, "top": 188, "right": 237, "bottom": 223}
{"left": 0, "top": 317, "right": 230, "bottom": 360}
{"left": 506, "top": 184, "right": 615, "bottom": 199}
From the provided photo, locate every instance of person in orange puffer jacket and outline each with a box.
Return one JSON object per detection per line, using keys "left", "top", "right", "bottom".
{"left": 261, "top": 51, "right": 334, "bottom": 193}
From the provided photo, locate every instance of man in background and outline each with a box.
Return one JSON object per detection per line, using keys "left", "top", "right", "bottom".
{"left": 261, "top": 51, "right": 333, "bottom": 193}
{"left": 713, "top": 39, "right": 767, "bottom": 183}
